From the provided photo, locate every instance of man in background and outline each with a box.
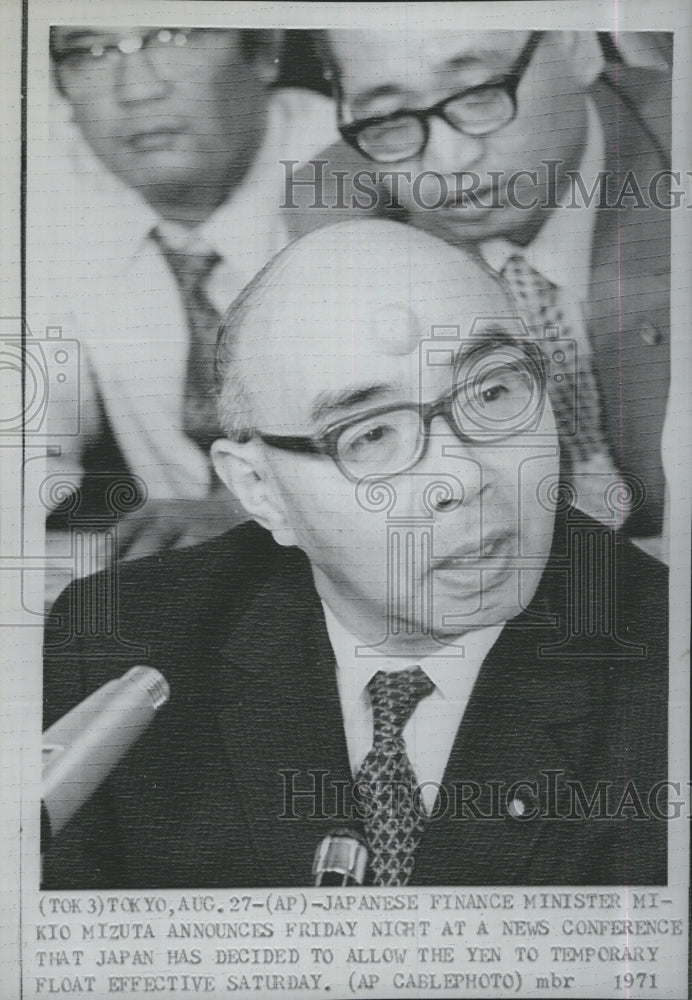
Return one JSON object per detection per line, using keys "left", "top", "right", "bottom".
{"left": 286, "top": 30, "right": 671, "bottom": 551}
{"left": 32, "top": 26, "right": 335, "bottom": 592}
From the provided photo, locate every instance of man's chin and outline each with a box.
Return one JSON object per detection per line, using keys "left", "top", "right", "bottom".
{"left": 430, "top": 570, "right": 538, "bottom": 632}
{"left": 382, "top": 595, "right": 515, "bottom": 644}
{"left": 407, "top": 203, "right": 536, "bottom": 246}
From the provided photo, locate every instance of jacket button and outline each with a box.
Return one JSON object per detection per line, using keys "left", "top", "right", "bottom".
{"left": 639, "top": 320, "right": 663, "bottom": 346}
{"left": 508, "top": 794, "right": 537, "bottom": 819}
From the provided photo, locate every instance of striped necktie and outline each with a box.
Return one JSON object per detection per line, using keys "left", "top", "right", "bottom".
{"left": 356, "top": 667, "right": 435, "bottom": 886}
{"left": 152, "top": 227, "right": 223, "bottom": 451}
{"left": 501, "top": 254, "right": 629, "bottom": 523}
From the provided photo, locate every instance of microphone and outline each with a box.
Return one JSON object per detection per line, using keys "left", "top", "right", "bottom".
{"left": 313, "top": 828, "right": 368, "bottom": 886}
{"left": 42, "top": 666, "right": 170, "bottom": 843}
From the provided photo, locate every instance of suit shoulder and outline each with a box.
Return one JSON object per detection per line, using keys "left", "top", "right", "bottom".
{"left": 43, "top": 522, "right": 302, "bottom": 726}
{"left": 544, "top": 511, "right": 668, "bottom": 651}
{"left": 618, "top": 536, "right": 668, "bottom": 619}
{"left": 44, "top": 522, "right": 291, "bottom": 668}
{"left": 606, "top": 535, "right": 667, "bottom": 666}
{"left": 594, "top": 68, "right": 671, "bottom": 158}
{"left": 60, "top": 520, "right": 278, "bottom": 607}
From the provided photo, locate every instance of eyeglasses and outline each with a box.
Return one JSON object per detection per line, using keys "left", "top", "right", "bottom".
{"left": 51, "top": 27, "right": 208, "bottom": 96}
{"left": 336, "top": 31, "right": 544, "bottom": 163}
{"left": 256, "top": 339, "right": 547, "bottom": 482}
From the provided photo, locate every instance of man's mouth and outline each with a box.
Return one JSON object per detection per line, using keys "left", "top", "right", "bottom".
{"left": 440, "top": 183, "right": 500, "bottom": 212}
{"left": 430, "top": 532, "right": 518, "bottom": 592}
{"left": 432, "top": 531, "right": 513, "bottom": 570}
{"left": 127, "top": 126, "right": 188, "bottom": 151}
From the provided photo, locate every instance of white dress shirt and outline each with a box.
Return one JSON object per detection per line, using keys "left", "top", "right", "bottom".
{"left": 322, "top": 602, "right": 504, "bottom": 813}
{"left": 31, "top": 88, "right": 337, "bottom": 503}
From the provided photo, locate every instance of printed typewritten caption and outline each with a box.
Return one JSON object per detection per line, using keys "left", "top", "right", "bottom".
{"left": 26, "top": 888, "right": 687, "bottom": 997}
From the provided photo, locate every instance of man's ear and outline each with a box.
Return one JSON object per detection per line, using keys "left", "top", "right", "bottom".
{"left": 211, "top": 437, "right": 298, "bottom": 547}
{"left": 560, "top": 31, "right": 605, "bottom": 88}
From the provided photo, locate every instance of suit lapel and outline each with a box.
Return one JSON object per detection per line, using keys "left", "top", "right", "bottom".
{"left": 413, "top": 625, "right": 600, "bottom": 884}
{"left": 217, "top": 552, "right": 354, "bottom": 884}
{"left": 587, "top": 75, "right": 670, "bottom": 530}
{"left": 413, "top": 510, "right": 602, "bottom": 884}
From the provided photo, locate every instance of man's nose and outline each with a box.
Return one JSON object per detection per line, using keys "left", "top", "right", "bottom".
{"left": 420, "top": 116, "right": 484, "bottom": 175}
{"left": 416, "top": 415, "right": 485, "bottom": 512}
{"left": 113, "top": 50, "right": 170, "bottom": 103}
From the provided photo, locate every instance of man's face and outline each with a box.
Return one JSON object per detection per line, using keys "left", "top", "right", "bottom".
{"left": 52, "top": 27, "right": 272, "bottom": 202}
{"left": 229, "top": 230, "right": 559, "bottom": 649}
{"left": 329, "top": 30, "right": 595, "bottom": 245}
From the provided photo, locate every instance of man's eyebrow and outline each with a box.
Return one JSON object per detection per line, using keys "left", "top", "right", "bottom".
{"left": 309, "top": 384, "right": 394, "bottom": 425}
{"left": 52, "top": 29, "right": 116, "bottom": 53}
{"left": 442, "top": 49, "right": 514, "bottom": 73}
{"left": 451, "top": 324, "right": 516, "bottom": 367}
{"left": 54, "top": 29, "right": 103, "bottom": 44}
{"left": 308, "top": 329, "right": 514, "bottom": 424}
{"left": 351, "top": 84, "right": 410, "bottom": 112}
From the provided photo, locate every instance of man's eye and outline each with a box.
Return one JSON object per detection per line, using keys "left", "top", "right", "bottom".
{"left": 471, "top": 365, "right": 534, "bottom": 419}
{"left": 474, "top": 363, "right": 530, "bottom": 400}
{"left": 339, "top": 420, "right": 401, "bottom": 462}
{"left": 459, "top": 87, "right": 505, "bottom": 109}
{"left": 480, "top": 381, "right": 509, "bottom": 405}
{"left": 350, "top": 423, "right": 394, "bottom": 449}
{"left": 361, "top": 118, "right": 410, "bottom": 140}
{"left": 61, "top": 44, "right": 108, "bottom": 65}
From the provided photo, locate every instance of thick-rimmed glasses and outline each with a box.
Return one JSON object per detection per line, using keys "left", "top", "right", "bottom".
{"left": 257, "top": 339, "right": 547, "bottom": 482}
{"left": 51, "top": 27, "right": 209, "bottom": 97}
{"left": 337, "top": 31, "right": 544, "bottom": 163}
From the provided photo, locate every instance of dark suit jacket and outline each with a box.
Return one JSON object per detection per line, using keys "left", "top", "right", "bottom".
{"left": 42, "top": 508, "right": 668, "bottom": 888}
{"left": 284, "top": 68, "right": 671, "bottom": 537}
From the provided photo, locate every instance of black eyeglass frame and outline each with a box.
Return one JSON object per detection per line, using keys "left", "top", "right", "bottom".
{"left": 256, "top": 338, "right": 547, "bottom": 482}
{"left": 336, "top": 30, "right": 545, "bottom": 163}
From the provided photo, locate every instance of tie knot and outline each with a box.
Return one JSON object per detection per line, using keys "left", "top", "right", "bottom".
{"left": 368, "top": 667, "right": 434, "bottom": 743}
{"left": 152, "top": 227, "right": 221, "bottom": 295}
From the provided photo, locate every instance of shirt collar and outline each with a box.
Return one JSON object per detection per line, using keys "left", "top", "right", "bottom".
{"left": 481, "top": 98, "right": 605, "bottom": 300}
{"left": 321, "top": 600, "right": 504, "bottom": 704}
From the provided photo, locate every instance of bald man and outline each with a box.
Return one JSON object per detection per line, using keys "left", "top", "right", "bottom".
{"left": 43, "top": 221, "right": 668, "bottom": 889}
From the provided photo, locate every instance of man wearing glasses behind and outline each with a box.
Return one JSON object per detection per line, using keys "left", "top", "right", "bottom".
{"left": 287, "top": 30, "right": 671, "bottom": 553}
{"left": 43, "top": 221, "right": 667, "bottom": 889}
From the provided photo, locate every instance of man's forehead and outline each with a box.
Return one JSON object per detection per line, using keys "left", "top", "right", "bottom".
{"left": 237, "top": 229, "right": 513, "bottom": 425}
{"left": 330, "top": 29, "right": 527, "bottom": 92}
{"left": 250, "top": 239, "right": 507, "bottom": 359}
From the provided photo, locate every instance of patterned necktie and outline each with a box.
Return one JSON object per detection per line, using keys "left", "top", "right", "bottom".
{"left": 501, "top": 254, "right": 628, "bottom": 522}
{"left": 152, "top": 227, "right": 223, "bottom": 451}
{"left": 356, "top": 667, "right": 435, "bottom": 886}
